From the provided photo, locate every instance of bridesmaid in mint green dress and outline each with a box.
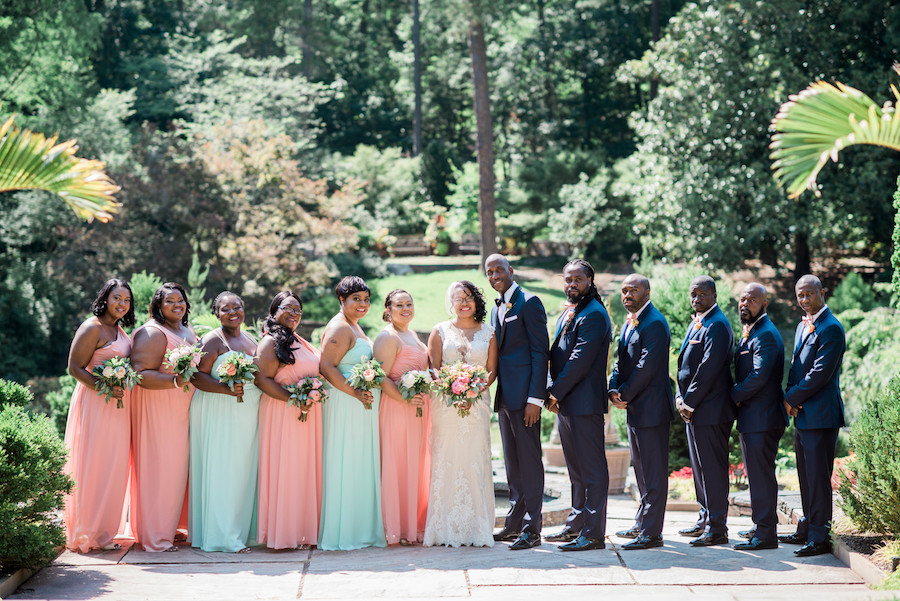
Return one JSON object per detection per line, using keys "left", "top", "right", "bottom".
{"left": 189, "top": 291, "right": 261, "bottom": 552}
{"left": 318, "top": 276, "right": 386, "bottom": 550}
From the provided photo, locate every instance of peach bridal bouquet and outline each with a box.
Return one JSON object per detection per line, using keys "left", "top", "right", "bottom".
{"left": 164, "top": 342, "right": 204, "bottom": 392}
{"left": 217, "top": 354, "right": 258, "bottom": 403}
{"left": 92, "top": 356, "right": 141, "bottom": 408}
{"left": 432, "top": 361, "right": 489, "bottom": 417}
{"left": 398, "top": 370, "right": 433, "bottom": 417}
{"left": 346, "top": 356, "right": 385, "bottom": 410}
{"left": 284, "top": 376, "right": 329, "bottom": 422}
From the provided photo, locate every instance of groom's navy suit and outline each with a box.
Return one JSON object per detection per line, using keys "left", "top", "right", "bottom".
{"left": 492, "top": 284, "right": 549, "bottom": 535}
{"left": 608, "top": 302, "right": 674, "bottom": 538}
{"left": 785, "top": 307, "right": 845, "bottom": 545}
{"left": 677, "top": 304, "right": 734, "bottom": 535}
{"left": 730, "top": 314, "right": 787, "bottom": 543}
{"left": 549, "top": 297, "right": 611, "bottom": 540}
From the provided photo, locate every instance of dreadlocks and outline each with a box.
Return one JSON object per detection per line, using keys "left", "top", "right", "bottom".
{"left": 564, "top": 258, "right": 605, "bottom": 315}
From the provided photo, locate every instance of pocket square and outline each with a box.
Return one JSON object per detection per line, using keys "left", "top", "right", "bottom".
{"left": 504, "top": 315, "right": 518, "bottom": 323}
{"left": 688, "top": 339, "right": 701, "bottom": 344}
{"left": 740, "top": 350, "right": 750, "bottom": 355}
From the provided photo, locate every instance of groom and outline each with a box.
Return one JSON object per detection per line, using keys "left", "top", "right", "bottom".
{"left": 485, "top": 254, "right": 549, "bottom": 551}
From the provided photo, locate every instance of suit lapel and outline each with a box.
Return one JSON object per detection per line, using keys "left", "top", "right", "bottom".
{"left": 498, "top": 286, "right": 522, "bottom": 348}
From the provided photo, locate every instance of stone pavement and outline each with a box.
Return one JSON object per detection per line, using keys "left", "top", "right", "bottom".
{"left": 8, "top": 497, "right": 892, "bottom": 601}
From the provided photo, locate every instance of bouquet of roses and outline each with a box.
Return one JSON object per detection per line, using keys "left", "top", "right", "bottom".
{"left": 284, "top": 376, "right": 329, "bottom": 422}
{"left": 345, "top": 356, "right": 386, "bottom": 410}
{"left": 164, "top": 342, "right": 204, "bottom": 392}
{"left": 398, "top": 370, "right": 433, "bottom": 418}
{"left": 92, "top": 356, "right": 141, "bottom": 408}
{"left": 432, "top": 361, "right": 489, "bottom": 418}
{"left": 217, "top": 354, "right": 258, "bottom": 403}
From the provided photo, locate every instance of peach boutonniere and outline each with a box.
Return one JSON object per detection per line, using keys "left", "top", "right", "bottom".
{"left": 505, "top": 302, "right": 512, "bottom": 311}
{"left": 802, "top": 315, "right": 815, "bottom": 334}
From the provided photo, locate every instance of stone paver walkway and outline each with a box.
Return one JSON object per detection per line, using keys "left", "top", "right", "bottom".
{"left": 9, "top": 498, "right": 891, "bottom": 601}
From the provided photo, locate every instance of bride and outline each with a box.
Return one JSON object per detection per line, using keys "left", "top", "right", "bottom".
{"left": 424, "top": 281, "right": 498, "bottom": 547}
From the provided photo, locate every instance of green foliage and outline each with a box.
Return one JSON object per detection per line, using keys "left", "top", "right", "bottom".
{"left": 893, "top": 174, "right": 900, "bottom": 309}
{"left": 0, "top": 400, "right": 73, "bottom": 572}
{"left": 547, "top": 170, "right": 622, "bottom": 260}
{"left": 129, "top": 271, "right": 163, "bottom": 326}
{"left": 0, "top": 379, "right": 33, "bottom": 407}
{"left": 829, "top": 272, "right": 886, "bottom": 314}
{"left": 186, "top": 247, "right": 212, "bottom": 316}
{"left": 44, "top": 375, "right": 75, "bottom": 439}
{"left": 838, "top": 376, "right": 900, "bottom": 536}
{"left": 840, "top": 307, "right": 900, "bottom": 423}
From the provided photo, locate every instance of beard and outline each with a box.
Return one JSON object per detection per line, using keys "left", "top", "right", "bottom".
{"left": 740, "top": 308, "right": 763, "bottom": 325}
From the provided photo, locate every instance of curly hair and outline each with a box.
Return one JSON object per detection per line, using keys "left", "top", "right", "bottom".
{"left": 335, "top": 275, "right": 370, "bottom": 301}
{"left": 382, "top": 288, "right": 412, "bottom": 322}
{"left": 446, "top": 280, "right": 487, "bottom": 323}
{"left": 149, "top": 282, "right": 191, "bottom": 326}
{"left": 91, "top": 278, "right": 136, "bottom": 328}
{"left": 264, "top": 291, "right": 301, "bottom": 365}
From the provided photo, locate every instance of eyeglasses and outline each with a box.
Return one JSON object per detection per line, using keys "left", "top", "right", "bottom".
{"left": 452, "top": 295, "right": 474, "bottom": 304}
{"left": 279, "top": 305, "right": 303, "bottom": 316}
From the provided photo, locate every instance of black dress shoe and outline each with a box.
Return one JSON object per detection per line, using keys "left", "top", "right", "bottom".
{"left": 544, "top": 527, "right": 579, "bottom": 542}
{"left": 777, "top": 532, "right": 807, "bottom": 545}
{"left": 509, "top": 531, "right": 541, "bottom": 550}
{"left": 688, "top": 532, "right": 729, "bottom": 547}
{"left": 493, "top": 528, "right": 520, "bottom": 542}
{"left": 559, "top": 535, "right": 606, "bottom": 551}
{"left": 622, "top": 535, "right": 663, "bottom": 550}
{"left": 794, "top": 540, "right": 832, "bottom": 557}
{"left": 738, "top": 528, "right": 756, "bottom": 539}
{"left": 733, "top": 536, "right": 778, "bottom": 551}
{"left": 678, "top": 526, "right": 705, "bottom": 538}
{"left": 616, "top": 527, "right": 641, "bottom": 539}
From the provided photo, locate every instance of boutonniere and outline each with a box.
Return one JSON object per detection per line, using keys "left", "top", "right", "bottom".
{"left": 692, "top": 315, "right": 703, "bottom": 330}
{"left": 740, "top": 324, "right": 750, "bottom": 344}
{"left": 505, "top": 302, "right": 512, "bottom": 311}
{"left": 626, "top": 316, "right": 639, "bottom": 328}
{"left": 801, "top": 315, "right": 815, "bottom": 334}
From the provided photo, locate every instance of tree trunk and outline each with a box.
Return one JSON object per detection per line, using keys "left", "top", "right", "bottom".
{"left": 412, "top": 0, "right": 423, "bottom": 156}
{"left": 650, "top": 0, "right": 659, "bottom": 99}
{"left": 468, "top": 18, "right": 498, "bottom": 265}
{"left": 793, "top": 231, "right": 811, "bottom": 281}
{"left": 302, "top": 0, "right": 313, "bottom": 78}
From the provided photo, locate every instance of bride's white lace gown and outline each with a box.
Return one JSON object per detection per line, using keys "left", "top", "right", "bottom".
{"left": 423, "top": 321, "right": 495, "bottom": 547}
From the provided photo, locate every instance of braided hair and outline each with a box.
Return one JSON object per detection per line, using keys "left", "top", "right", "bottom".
{"left": 264, "top": 291, "right": 301, "bottom": 365}
{"left": 564, "top": 258, "right": 605, "bottom": 315}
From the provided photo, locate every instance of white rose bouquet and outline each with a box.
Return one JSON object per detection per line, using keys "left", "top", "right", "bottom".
{"left": 92, "top": 356, "right": 141, "bottom": 408}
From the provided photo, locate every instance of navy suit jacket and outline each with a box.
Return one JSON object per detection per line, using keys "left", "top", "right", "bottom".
{"left": 608, "top": 302, "right": 676, "bottom": 428}
{"left": 676, "top": 305, "right": 735, "bottom": 426}
{"left": 491, "top": 285, "right": 550, "bottom": 412}
{"left": 549, "top": 298, "right": 611, "bottom": 417}
{"left": 730, "top": 314, "right": 788, "bottom": 433}
{"left": 785, "top": 307, "right": 846, "bottom": 430}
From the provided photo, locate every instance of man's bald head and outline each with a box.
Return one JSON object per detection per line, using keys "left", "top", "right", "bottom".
{"left": 795, "top": 274, "right": 826, "bottom": 316}
{"left": 738, "top": 282, "right": 768, "bottom": 324}
{"left": 621, "top": 273, "right": 650, "bottom": 313}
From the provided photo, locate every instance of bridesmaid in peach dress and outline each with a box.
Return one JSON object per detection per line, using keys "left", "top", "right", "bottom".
{"left": 129, "top": 282, "right": 197, "bottom": 552}
{"left": 374, "top": 289, "right": 431, "bottom": 545}
{"left": 63, "top": 279, "right": 135, "bottom": 552}
{"left": 255, "top": 291, "right": 323, "bottom": 549}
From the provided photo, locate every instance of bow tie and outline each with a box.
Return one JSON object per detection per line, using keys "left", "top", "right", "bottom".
{"left": 692, "top": 314, "right": 703, "bottom": 330}
{"left": 495, "top": 297, "right": 502, "bottom": 307}
{"left": 626, "top": 313, "right": 639, "bottom": 328}
{"left": 801, "top": 315, "right": 816, "bottom": 333}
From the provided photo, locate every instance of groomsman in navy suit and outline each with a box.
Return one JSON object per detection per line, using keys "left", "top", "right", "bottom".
{"left": 485, "top": 254, "right": 549, "bottom": 551}
{"left": 730, "top": 283, "right": 787, "bottom": 551}
{"left": 676, "top": 275, "right": 735, "bottom": 547}
{"left": 779, "top": 274, "right": 846, "bottom": 557}
{"left": 608, "top": 274, "right": 675, "bottom": 550}
{"left": 546, "top": 259, "right": 611, "bottom": 551}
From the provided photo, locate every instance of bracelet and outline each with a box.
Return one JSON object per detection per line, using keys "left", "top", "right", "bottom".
{"left": 173, "top": 376, "right": 179, "bottom": 389}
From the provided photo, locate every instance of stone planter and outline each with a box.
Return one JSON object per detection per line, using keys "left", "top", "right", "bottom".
{"left": 541, "top": 414, "right": 631, "bottom": 494}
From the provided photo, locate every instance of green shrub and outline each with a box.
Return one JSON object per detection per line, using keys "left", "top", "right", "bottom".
{"left": 45, "top": 375, "right": 76, "bottom": 438}
{"left": 130, "top": 270, "right": 163, "bottom": 325}
{"left": 0, "top": 379, "right": 34, "bottom": 407}
{"left": 837, "top": 377, "right": 900, "bottom": 536}
{"left": 0, "top": 401, "right": 73, "bottom": 571}
{"left": 829, "top": 271, "right": 887, "bottom": 314}
{"left": 840, "top": 307, "right": 900, "bottom": 422}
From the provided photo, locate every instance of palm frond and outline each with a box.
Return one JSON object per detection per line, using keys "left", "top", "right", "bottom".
{"left": 0, "top": 105, "right": 120, "bottom": 222}
{"left": 770, "top": 78, "right": 900, "bottom": 198}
